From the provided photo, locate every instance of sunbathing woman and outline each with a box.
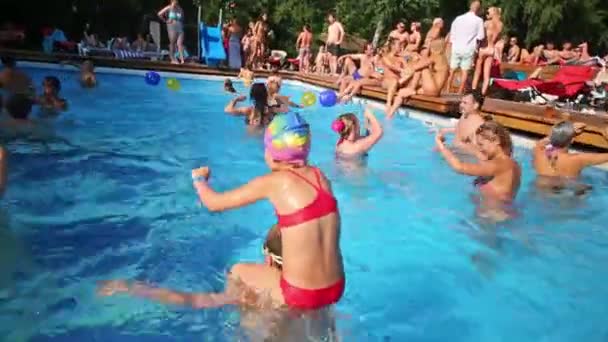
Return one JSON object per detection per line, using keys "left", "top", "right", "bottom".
{"left": 381, "top": 38, "right": 408, "bottom": 109}
{"left": 472, "top": 6, "right": 503, "bottom": 95}
{"left": 436, "top": 121, "right": 521, "bottom": 221}
{"left": 533, "top": 121, "right": 608, "bottom": 194}
{"left": 406, "top": 22, "right": 422, "bottom": 53}
{"left": 333, "top": 107, "right": 383, "bottom": 157}
{"left": 191, "top": 112, "right": 345, "bottom": 312}
{"left": 423, "top": 18, "right": 444, "bottom": 48}
{"left": 224, "top": 83, "right": 286, "bottom": 127}
{"left": 386, "top": 40, "right": 449, "bottom": 118}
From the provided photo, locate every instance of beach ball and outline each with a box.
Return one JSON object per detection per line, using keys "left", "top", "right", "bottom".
{"left": 319, "top": 90, "right": 338, "bottom": 107}
{"left": 145, "top": 71, "right": 161, "bottom": 86}
{"left": 301, "top": 91, "right": 316, "bottom": 107}
{"left": 166, "top": 78, "right": 181, "bottom": 91}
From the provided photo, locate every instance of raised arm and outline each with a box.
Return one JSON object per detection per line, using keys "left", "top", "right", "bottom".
{"left": 224, "top": 95, "right": 250, "bottom": 116}
{"left": 576, "top": 126, "right": 608, "bottom": 167}
{"left": 436, "top": 133, "right": 497, "bottom": 176}
{"left": 350, "top": 108, "right": 383, "bottom": 153}
{"left": 157, "top": 5, "right": 170, "bottom": 20}
{"left": 192, "top": 167, "right": 272, "bottom": 212}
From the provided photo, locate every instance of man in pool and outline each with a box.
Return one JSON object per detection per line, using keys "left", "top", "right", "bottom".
{"left": 439, "top": 91, "right": 491, "bottom": 159}
{"left": 36, "top": 76, "right": 68, "bottom": 113}
{"left": 0, "top": 56, "right": 34, "bottom": 98}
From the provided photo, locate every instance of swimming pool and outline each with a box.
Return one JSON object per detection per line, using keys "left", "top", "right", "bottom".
{"left": 2, "top": 63, "right": 608, "bottom": 341}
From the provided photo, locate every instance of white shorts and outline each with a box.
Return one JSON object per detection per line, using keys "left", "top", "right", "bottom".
{"left": 450, "top": 51, "right": 475, "bottom": 70}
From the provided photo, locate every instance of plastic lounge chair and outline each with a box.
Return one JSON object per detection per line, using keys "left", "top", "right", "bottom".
{"left": 42, "top": 28, "right": 77, "bottom": 53}
{"left": 493, "top": 65, "right": 596, "bottom": 99}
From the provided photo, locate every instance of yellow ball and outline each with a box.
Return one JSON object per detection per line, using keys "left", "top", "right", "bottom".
{"left": 166, "top": 78, "right": 181, "bottom": 91}
{"left": 301, "top": 91, "right": 316, "bottom": 107}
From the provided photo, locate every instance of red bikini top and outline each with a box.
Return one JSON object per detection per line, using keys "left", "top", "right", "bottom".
{"left": 276, "top": 168, "right": 338, "bottom": 229}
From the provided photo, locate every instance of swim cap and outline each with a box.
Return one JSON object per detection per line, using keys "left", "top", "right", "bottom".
{"left": 264, "top": 112, "right": 311, "bottom": 163}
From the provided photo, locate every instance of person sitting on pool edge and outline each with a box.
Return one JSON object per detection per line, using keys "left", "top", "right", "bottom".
{"left": 533, "top": 120, "right": 608, "bottom": 194}
{"left": 436, "top": 120, "right": 521, "bottom": 221}
{"left": 333, "top": 106, "right": 383, "bottom": 158}
{"left": 224, "top": 83, "right": 287, "bottom": 127}
{"left": 36, "top": 76, "right": 67, "bottom": 113}
{"left": 190, "top": 112, "right": 345, "bottom": 311}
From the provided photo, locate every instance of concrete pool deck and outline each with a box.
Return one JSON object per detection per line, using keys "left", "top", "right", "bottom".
{"left": 2, "top": 48, "right": 608, "bottom": 151}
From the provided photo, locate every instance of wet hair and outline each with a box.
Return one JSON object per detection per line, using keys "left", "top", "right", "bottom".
{"left": 1, "top": 56, "right": 16, "bottom": 68}
{"left": 549, "top": 121, "right": 576, "bottom": 148}
{"left": 464, "top": 90, "right": 485, "bottom": 108}
{"left": 263, "top": 225, "right": 282, "bottom": 269}
{"left": 250, "top": 83, "right": 268, "bottom": 122}
{"left": 336, "top": 113, "right": 359, "bottom": 140}
{"left": 5, "top": 94, "right": 33, "bottom": 120}
{"left": 476, "top": 121, "right": 513, "bottom": 156}
{"left": 44, "top": 76, "right": 62, "bottom": 92}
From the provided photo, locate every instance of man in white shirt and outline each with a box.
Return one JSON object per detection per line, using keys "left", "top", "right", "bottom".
{"left": 446, "top": 0, "right": 485, "bottom": 94}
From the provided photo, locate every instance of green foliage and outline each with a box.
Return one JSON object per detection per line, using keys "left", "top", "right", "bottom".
{"left": 1, "top": 0, "right": 607, "bottom": 55}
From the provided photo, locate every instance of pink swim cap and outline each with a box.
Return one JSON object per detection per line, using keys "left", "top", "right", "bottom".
{"left": 331, "top": 119, "right": 345, "bottom": 133}
{"left": 264, "top": 112, "right": 311, "bottom": 163}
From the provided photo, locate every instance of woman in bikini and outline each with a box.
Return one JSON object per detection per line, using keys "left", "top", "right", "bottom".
{"left": 333, "top": 107, "right": 383, "bottom": 157}
{"left": 436, "top": 121, "right": 521, "bottom": 221}
{"left": 158, "top": 0, "right": 185, "bottom": 64}
{"left": 533, "top": 121, "right": 608, "bottom": 194}
{"left": 472, "top": 6, "right": 503, "bottom": 95}
{"left": 189, "top": 112, "right": 345, "bottom": 312}
{"left": 224, "top": 83, "right": 287, "bottom": 127}
{"left": 386, "top": 40, "right": 449, "bottom": 118}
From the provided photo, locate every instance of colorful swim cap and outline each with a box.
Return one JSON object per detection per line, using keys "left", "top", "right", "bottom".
{"left": 264, "top": 112, "right": 311, "bottom": 163}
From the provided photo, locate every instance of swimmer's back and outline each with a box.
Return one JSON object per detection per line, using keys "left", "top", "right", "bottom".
{"left": 533, "top": 148, "right": 608, "bottom": 178}
{"left": 268, "top": 167, "right": 343, "bottom": 288}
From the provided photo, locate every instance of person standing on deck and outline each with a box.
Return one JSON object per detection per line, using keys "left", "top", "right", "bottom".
{"left": 296, "top": 25, "right": 313, "bottom": 73}
{"left": 445, "top": 0, "right": 485, "bottom": 94}
{"left": 157, "top": 0, "right": 186, "bottom": 64}
{"left": 226, "top": 18, "right": 242, "bottom": 69}
{"left": 326, "top": 12, "right": 345, "bottom": 76}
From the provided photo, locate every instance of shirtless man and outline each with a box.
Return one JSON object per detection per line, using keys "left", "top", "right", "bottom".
{"left": 472, "top": 6, "right": 503, "bottom": 95}
{"left": 296, "top": 25, "right": 313, "bottom": 73}
{"left": 440, "top": 91, "right": 490, "bottom": 157}
{"left": 507, "top": 37, "right": 520, "bottom": 63}
{"left": 0, "top": 56, "right": 33, "bottom": 98}
{"left": 336, "top": 43, "right": 376, "bottom": 94}
{"left": 326, "top": 12, "right": 345, "bottom": 76}
{"left": 253, "top": 13, "right": 270, "bottom": 69}
{"left": 388, "top": 21, "right": 409, "bottom": 46}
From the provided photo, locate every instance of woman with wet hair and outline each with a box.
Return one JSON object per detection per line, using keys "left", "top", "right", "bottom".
{"left": 224, "top": 83, "right": 287, "bottom": 127}
{"left": 436, "top": 120, "right": 521, "bottom": 220}
{"left": 533, "top": 120, "right": 608, "bottom": 193}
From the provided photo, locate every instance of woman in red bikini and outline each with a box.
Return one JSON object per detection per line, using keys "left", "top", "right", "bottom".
{"left": 195, "top": 112, "right": 344, "bottom": 310}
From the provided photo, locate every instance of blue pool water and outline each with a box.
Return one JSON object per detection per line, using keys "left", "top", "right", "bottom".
{"left": 2, "top": 64, "right": 608, "bottom": 341}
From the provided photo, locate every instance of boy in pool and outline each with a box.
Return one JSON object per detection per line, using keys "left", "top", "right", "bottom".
{"left": 36, "top": 76, "right": 67, "bottom": 112}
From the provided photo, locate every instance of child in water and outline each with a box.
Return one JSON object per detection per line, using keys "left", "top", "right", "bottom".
{"left": 436, "top": 121, "right": 521, "bottom": 221}
{"left": 60, "top": 60, "right": 97, "bottom": 88}
{"left": 238, "top": 66, "right": 254, "bottom": 86}
{"left": 36, "top": 76, "right": 67, "bottom": 112}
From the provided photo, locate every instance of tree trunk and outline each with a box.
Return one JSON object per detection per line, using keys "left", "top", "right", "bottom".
{"left": 371, "top": 18, "right": 384, "bottom": 48}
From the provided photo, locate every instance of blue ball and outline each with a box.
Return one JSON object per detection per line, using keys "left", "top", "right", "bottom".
{"left": 319, "top": 90, "right": 338, "bottom": 107}
{"left": 145, "top": 71, "right": 161, "bottom": 86}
